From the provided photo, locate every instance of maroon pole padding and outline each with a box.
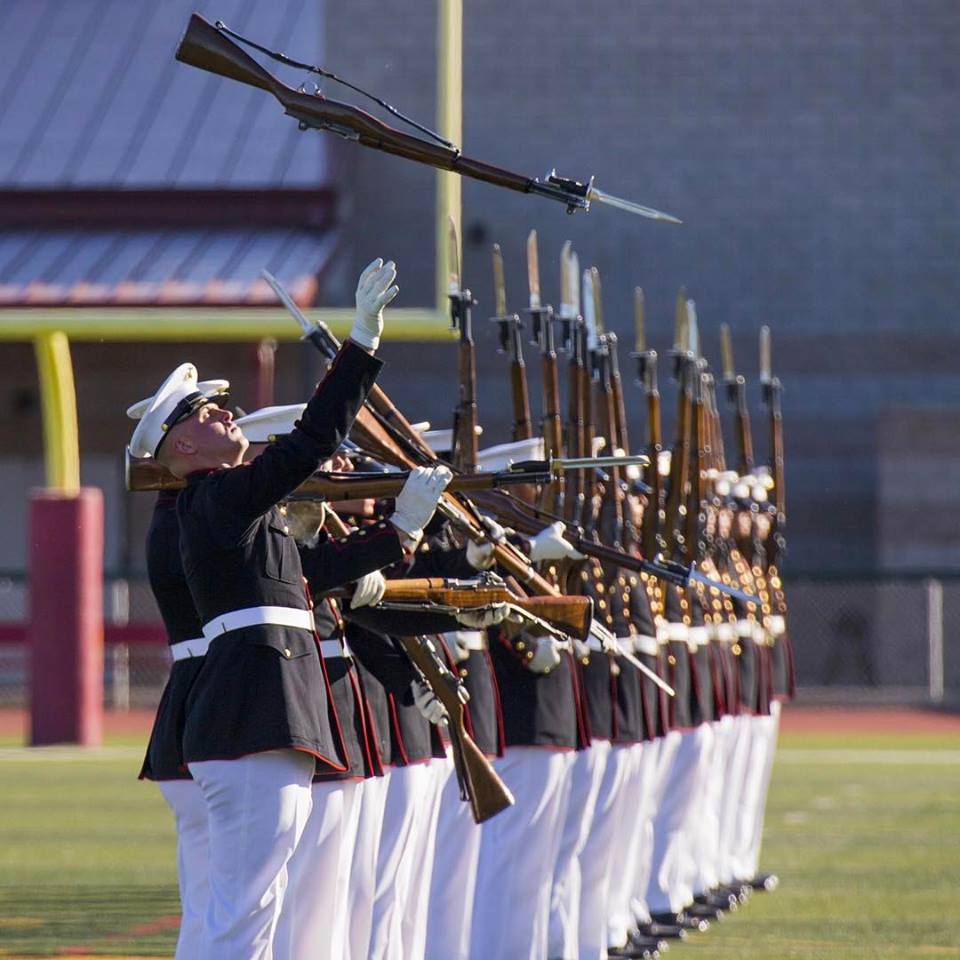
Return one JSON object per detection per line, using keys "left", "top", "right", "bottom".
{"left": 29, "top": 488, "right": 104, "bottom": 746}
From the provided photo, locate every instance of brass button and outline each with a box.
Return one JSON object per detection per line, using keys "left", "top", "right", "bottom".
{"left": 283, "top": 648, "right": 292, "bottom": 658}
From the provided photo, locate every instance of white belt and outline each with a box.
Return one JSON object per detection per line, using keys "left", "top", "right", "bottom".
{"left": 666, "top": 621, "right": 688, "bottom": 643}
{"left": 715, "top": 622, "right": 736, "bottom": 643}
{"left": 170, "top": 636, "right": 208, "bottom": 661}
{"left": 200, "top": 605, "right": 351, "bottom": 660}
{"left": 634, "top": 634, "right": 659, "bottom": 657}
{"left": 587, "top": 634, "right": 605, "bottom": 652}
{"left": 686, "top": 625, "right": 709, "bottom": 651}
{"left": 767, "top": 614, "right": 786, "bottom": 637}
{"left": 203, "top": 606, "right": 315, "bottom": 641}
{"left": 656, "top": 623, "right": 671, "bottom": 645}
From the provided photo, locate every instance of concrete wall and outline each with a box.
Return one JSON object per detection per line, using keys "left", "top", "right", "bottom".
{"left": 322, "top": 0, "right": 960, "bottom": 575}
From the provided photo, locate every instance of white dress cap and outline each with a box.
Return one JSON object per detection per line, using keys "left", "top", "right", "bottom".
{"left": 475, "top": 436, "right": 546, "bottom": 472}
{"left": 127, "top": 364, "right": 229, "bottom": 459}
{"left": 235, "top": 404, "right": 307, "bottom": 443}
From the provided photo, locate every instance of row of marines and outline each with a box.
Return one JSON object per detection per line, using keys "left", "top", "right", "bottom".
{"left": 127, "top": 258, "right": 793, "bottom": 959}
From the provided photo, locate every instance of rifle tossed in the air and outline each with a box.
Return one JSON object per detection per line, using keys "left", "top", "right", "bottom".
{"left": 175, "top": 14, "right": 680, "bottom": 224}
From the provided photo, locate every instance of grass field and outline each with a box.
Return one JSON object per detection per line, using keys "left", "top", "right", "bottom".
{"left": 0, "top": 713, "right": 958, "bottom": 959}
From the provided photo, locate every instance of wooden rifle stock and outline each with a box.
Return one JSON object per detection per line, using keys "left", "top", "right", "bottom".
{"left": 564, "top": 318, "right": 586, "bottom": 522}
{"left": 510, "top": 356, "right": 534, "bottom": 441}
{"left": 175, "top": 16, "right": 624, "bottom": 217}
{"left": 374, "top": 578, "right": 593, "bottom": 640}
{"left": 641, "top": 361, "right": 663, "bottom": 561}
{"left": 451, "top": 289, "right": 480, "bottom": 473}
{"left": 126, "top": 455, "right": 563, "bottom": 500}
{"left": 684, "top": 369, "right": 707, "bottom": 565}
{"left": 321, "top": 510, "right": 513, "bottom": 824}
{"left": 398, "top": 633, "right": 514, "bottom": 822}
{"left": 664, "top": 356, "right": 693, "bottom": 559}
{"left": 732, "top": 377, "right": 755, "bottom": 475}
{"left": 594, "top": 341, "right": 625, "bottom": 547}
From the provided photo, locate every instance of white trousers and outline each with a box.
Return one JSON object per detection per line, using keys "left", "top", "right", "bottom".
{"left": 188, "top": 749, "right": 315, "bottom": 960}
{"left": 368, "top": 761, "right": 443, "bottom": 960}
{"left": 158, "top": 779, "right": 209, "bottom": 960}
{"left": 548, "top": 741, "right": 610, "bottom": 960}
{"left": 471, "top": 747, "right": 575, "bottom": 960}
{"left": 717, "top": 713, "right": 753, "bottom": 884}
{"left": 576, "top": 743, "right": 636, "bottom": 959}
{"left": 606, "top": 742, "right": 659, "bottom": 947}
{"left": 347, "top": 774, "right": 390, "bottom": 960}
{"left": 627, "top": 738, "right": 672, "bottom": 928}
{"left": 274, "top": 778, "right": 362, "bottom": 960}
{"left": 425, "top": 757, "right": 482, "bottom": 960}
{"left": 733, "top": 701, "right": 781, "bottom": 880}
{"left": 645, "top": 725, "right": 713, "bottom": 915}
{"left": 691, "top": 719, "right": 728, "bottom": 895}
{"left": 398, "top": 757, "right": 450, "bottom": 960}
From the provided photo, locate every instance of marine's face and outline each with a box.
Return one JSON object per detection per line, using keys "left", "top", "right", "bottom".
{"left": 166, "top": 402, "right": 248, "bottom": 470}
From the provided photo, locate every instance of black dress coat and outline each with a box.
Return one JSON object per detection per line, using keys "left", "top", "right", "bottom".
{"left": 177, "top": 342, "right": 381, "bottom": 768}
{"left": 140, "top": 491, "right": 205, "bottom": 781}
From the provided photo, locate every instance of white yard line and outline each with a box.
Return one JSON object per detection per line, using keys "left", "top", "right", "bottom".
{"left": 0, "top": 746, "right": 144, "bottom": 762}
{"left": 777, "top": 749, "right": 960, "bottom": 765}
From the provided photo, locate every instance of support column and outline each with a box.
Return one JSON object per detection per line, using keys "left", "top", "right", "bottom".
{"left": 29, "top": 489, "right": 104, "bottom": 746}
{"left": 30, "top": 332, "right": 104, "bottom": 746}
{"left": 435, "top": 0, "right": 463, "bottom": 312}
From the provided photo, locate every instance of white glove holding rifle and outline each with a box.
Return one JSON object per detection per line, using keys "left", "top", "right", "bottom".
{"left": 410, "top": 677, "right": 448, "bottom": 724}
{"left": 349, "top": 258, "right": 399, "bottom": 351}
{"left": 526, "top": 634, "right": 563, "bottom": 674}
{"left": 348, "top": 570, "right": 387, "bottom": 609}
{"left": 455, "top": 601, "right": 510, "bottom": 629}
{"left": 528, "top": 521, "right": 585, "bottom": 563}
{"left": 390, "top": 465, "right": 452, "bottom": 547}
{"left": 466, "top": 515, "right": 509, "bottom": 570}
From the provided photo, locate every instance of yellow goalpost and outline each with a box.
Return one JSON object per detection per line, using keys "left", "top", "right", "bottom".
{"left": 1, "top": 0, "right": 463, "bottom": 490}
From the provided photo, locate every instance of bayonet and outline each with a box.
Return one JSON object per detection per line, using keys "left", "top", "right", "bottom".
{"left": 526, "top": 229, "right": 541, "bottom": 310}
{"left": 448, "top": 216, "right": 462, "bottom": 298}
{"left": 633, "top": 287, "right": 646, "bottom": 354}
{"left": 492, "top": 243, "right": 508, "bottom": 318}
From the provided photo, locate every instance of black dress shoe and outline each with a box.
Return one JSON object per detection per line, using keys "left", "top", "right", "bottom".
{"left": 651, "top": 911, "right": 710, "bottom": 933}
{"left": 748, "top": 872, "right": 779, "bottom": 891}
{"left": 684, "top": 902, "right": 725, "bottom": 921}
{"left": 629, "top": 930, "right": 669, "bottom": 953}
{"left": 638, "top": 921, "right": 687, "bottom": 940}
{"left": 695, "top": 890, "right": 738, "bottom": 911}
{"left": 607, "top": 945, "right": 659, "bottom": 960}
{"left": 717, "top": 881, "right": 752, "bottom": 903}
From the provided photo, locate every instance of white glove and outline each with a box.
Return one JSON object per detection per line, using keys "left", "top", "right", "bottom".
{"left": 528, "top": 521, "right": 585, "bottom": 563}
{"left": 410, "top": 678, "right": 447, "bottom": 724}
{"left": 466, "top": 515, "right": 508, "bottom": 570}
{"left": 456, "top": 602, "right": 510, "bottom": 629}
{"left": 348, "top": 570, "right": 386, "bottom": 609}
{"left": 526, "top": 635, "right": 563, "bottom": 674}
{"left": 349, "top": 258, "right": 399, "bottom": 351}
{"left": 391, "top": 465, "right": 453, "bottom": 544}
{"left": 442, "top": 630, "right": 475, "bottom": 663}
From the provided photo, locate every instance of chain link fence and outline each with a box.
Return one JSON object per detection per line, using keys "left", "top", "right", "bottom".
{"left": 1, "top": 575, "right": 958, "bottom": 709}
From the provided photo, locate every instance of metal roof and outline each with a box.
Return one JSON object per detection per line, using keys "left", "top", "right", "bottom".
{"left": 0, "top": 0, "right": 329, "bottom": 188}
{"left": 0, "top": 226, "right": 337, "bottom": 306}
